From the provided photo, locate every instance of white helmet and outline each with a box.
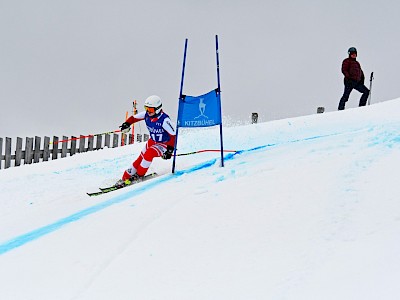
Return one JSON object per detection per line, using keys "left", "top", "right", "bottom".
{"left": 144, "top": 95, "right": 162, "bottom": 114}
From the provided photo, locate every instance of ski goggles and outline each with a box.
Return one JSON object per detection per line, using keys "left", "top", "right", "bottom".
{"left": 144, "top": 106, "right": 156, "bottom": 114}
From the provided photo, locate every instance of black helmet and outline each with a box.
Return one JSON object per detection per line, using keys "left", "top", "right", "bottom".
{"left": 348, "top": 47, "right": 357, "bottom": 54}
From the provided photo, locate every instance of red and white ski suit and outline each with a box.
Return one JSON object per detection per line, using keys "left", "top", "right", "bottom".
{"left": 122, "top": 111, "right": 176, "bottom": 180}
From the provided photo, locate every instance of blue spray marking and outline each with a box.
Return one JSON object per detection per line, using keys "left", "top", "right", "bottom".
{"left": 0, "top": 134, "right": 338, "bottom": 255}
{"left": 0, "top": 149, "right": 250, "bottom": 255}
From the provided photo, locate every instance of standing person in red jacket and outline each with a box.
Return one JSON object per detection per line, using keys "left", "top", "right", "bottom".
{"left": 115, "top": 95, "right": 176, "bottom": 188}
{"left": 338, "top": 47, "right": 370, "bottom": 110}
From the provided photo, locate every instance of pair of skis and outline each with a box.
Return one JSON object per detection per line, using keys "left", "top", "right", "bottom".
{"left": 87, "top": 173, "right": 157, "bottom": 197}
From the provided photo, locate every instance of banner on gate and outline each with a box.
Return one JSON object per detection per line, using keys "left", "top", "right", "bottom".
{"left": 177, "top": 89, "right": 221, "bottom": 128}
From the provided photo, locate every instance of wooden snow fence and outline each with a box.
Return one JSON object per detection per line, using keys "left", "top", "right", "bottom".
{"left": 0, "top": 133, "right": 149, "bottom": 170}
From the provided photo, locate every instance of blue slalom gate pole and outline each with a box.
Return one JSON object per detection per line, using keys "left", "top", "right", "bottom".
{"left": 215, "top": 35, "right": 225, "bottom": 167}
{"left": 172, "top": 38, "right": 188, "bottom": 173}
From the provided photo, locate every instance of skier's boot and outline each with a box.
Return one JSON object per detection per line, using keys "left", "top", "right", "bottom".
{"left": 128, "top": 173, "right": 143, "bottom": 183}
{"left": 114, "top": 179, "right": 128, "bottom": 188}
{"left": 114, "top": 174, "right": 143, "bottom": 188}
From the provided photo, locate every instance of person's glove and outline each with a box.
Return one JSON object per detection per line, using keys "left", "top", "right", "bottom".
{"left": 162, "top": 145, "right": 174, "bottom": 160}
{"left": 119, "top": 122, "right": 131, "bottom": 133}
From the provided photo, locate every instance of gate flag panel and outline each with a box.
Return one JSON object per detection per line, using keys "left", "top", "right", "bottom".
{"left": 177, "top": 89, "right": 221, "bottom": 128}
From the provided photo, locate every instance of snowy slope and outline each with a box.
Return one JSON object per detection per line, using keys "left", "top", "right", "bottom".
{"left": 1, "top": 100, "right": 400, "bottom": 300}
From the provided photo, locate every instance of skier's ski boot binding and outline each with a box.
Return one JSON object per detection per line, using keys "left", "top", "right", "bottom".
{"left": 114, "top": 174, "right": 143, "bottom": 188}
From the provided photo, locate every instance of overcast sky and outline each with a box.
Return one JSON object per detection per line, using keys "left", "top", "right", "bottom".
{"left": 1, "top": 0, "right": 400, "bottom": 139}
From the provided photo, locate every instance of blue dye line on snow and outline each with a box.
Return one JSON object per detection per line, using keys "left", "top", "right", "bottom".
{"left": 0, "top": 146, "right": 265, "bottom": 256}
{"left": 0, "top": 138, "right": 323, "bottom": 256}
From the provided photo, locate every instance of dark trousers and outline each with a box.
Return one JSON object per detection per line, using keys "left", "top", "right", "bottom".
{"left": 338, "top": 79, "right": 370, "bottom": 110}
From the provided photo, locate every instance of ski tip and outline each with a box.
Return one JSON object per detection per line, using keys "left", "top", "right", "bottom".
{"left": 87, "top": 191, "right": 104, "bottom": 197}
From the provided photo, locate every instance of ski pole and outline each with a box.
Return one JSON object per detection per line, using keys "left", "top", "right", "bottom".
{"left": 368, "top": 71, "right": 374, "bottom": 105}
{"left": 176, "top": 149, "right": 237, "bottom": 157}
{"left": 50, "top": 129, "right": 122, "bottom": 144}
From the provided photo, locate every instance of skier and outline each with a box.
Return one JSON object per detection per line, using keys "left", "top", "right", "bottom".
{"left": 115, "top": 95, "right": 176, "bottom": 187}
{"left": 338, "top": 47, "right": 370, "bottom": 110}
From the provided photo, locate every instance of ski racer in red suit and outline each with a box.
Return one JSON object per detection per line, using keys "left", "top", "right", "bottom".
{"left": 115, "top": 95, "right": 176, "bottom": 188}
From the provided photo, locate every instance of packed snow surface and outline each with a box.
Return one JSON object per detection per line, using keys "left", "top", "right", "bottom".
{"left": 1, "top": 99, "right": 400, "bottom": 299}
